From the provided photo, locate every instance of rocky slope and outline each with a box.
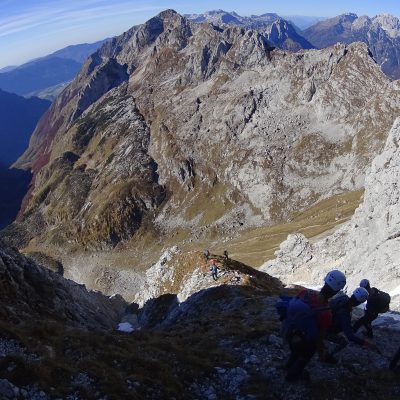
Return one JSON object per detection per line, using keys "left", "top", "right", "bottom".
{"left": 7, "top": 10, "right": 400, "bottom": 254}
{"left": 1, "top": 239, "right": 400, "bottom": 399}
{"left": 261, "top": 117, "right": 400, "bottom": 308}
{"left": 0, "top": 239, "right": 126, "bottom": 329}
{"left": 303, "top": 13, "right": 400, "bottom": 79}
{"left": 185, "top": 10, "right": 314, "bottom": 51}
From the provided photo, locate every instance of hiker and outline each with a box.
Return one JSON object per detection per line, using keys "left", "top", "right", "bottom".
{"left": 223, "top": 250, "right": 229, "bottom": 260}
{"left": 210, "top": 259, "right": 219, "bottom": 281}
{"left": 389, "top": 346, "right": 400, "bottom": 370}
{"left": 283, "top": 270, "right": 346, "bottom": 382}
{"left": 204, "top": 249, "right": 210, "bottom": 260}
{"left": 326, "top": 287, "right": 378, "bottom": 359}
{"left": 353, "top": 279, "right": 391, "bottom": 338}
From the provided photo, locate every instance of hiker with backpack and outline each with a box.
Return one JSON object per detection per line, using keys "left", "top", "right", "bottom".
{"left": 210, "top": 259, "right": 219, "bottom": 281}
{"left": 353, "top": 279, "right": 391, "bottom": 338}
{"left": 281, "top": 270, "right": 346, "bottom": 382}
{"left": 326, "top": 287, "right": 379, "bottom": 359}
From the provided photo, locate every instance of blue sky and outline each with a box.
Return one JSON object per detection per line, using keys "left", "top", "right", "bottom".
{"left": 1, "top": 0, "right": 400, "bottom": 68}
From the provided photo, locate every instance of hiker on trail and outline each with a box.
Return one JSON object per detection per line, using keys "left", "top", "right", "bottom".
{"left": 223, "top": 250, "right": 229, "bottom": 260}
{"left": 326, "top": 287, "right": 379, "bottom": 360}
{"left": 204, "top": 249, "right": 210, "bottom": 260}
{"left": 282, "top": 270, "right": 346, "bottom": 382}
{"left": 210, "top": 259, "right": 219, "bottom": 281}
{"left": 353, "top": 279, "right": 391, "bottom": 338}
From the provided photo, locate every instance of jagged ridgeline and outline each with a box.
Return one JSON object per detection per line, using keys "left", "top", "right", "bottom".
{"left": 6, "top": 9, "right": 400, "bottom": 252}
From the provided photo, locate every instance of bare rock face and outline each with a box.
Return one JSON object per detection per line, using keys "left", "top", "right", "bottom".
{"left": 261, "top": 118, "right": 400, "bottom": 307}
{"left": 7, "top": 10, "right": 400, "bottom": 255}
{"left": 0, "top": 239, "right": 126, "bottom": 329}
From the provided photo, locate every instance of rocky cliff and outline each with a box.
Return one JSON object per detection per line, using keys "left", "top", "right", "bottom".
{"left": 303, "top": 13, "right": 400, "bottom": 79}
{"left": 4, "top": 10, "right": 399, "bottom": 284}
{"left": 261, "top": 117, "right": 400, "bottom": 307}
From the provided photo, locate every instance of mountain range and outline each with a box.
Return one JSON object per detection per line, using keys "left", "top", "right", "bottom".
{"left": 186, "top": 10, "right": 400, "bottom": 79}
{"left": 1, "top": 9, "right": 400, "bottom": 398}
{"left": 0, "top": 40, "right": 107, "bottom": 100}
{"left": 1, "top": 10, "right": 398, "bottom": 298}
{"left": 303, "top": 13, "right": 400, "bottom": 79}
{"left": 185, "top": 10, "right": 314, "bottom": 51}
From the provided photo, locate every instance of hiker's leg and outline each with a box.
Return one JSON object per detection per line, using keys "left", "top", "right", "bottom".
{"left": 286, "top": 338, "right": 316, "bottom": 381}
{"left": 390, "top": 347, "right": 400, "bottom": 369}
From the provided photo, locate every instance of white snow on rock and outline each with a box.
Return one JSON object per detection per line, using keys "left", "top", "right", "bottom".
{"left": 261, "top": 118, "right": 400, "bottom": 308}
{"left": 117, "top": 322, "right": 135, "bottom": 333}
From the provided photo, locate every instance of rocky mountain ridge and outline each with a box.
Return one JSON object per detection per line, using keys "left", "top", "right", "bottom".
{"left": 303, "top": 13, "right": 400, "bottom": 79}
{"left": 4, "top": 10, "right": 400, "bottom": 283}
{"left": 185, "top": 9, "right": 314, "bottom": 51}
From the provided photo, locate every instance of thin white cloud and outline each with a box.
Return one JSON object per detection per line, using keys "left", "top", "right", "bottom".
{"left": 0, "top": 1, "right": 163, "bottom": 38}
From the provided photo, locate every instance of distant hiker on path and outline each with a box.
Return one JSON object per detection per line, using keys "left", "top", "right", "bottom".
{"left": 353, "top": 279, "right": 391, "bottom": 338}
{"left": 210, "top": 259, "right": 219, "bottom": 281}
{"left": 282, "top": 270, "right": 346, "bottom": 382}
{"left": 223, "top": 250, "right": 229, "bottom": 260}
{"left": 326, "top": 287, "right": 378, "bottom": 360}
{"left": 204, "top": 249, "right": 210, "bottom": 260}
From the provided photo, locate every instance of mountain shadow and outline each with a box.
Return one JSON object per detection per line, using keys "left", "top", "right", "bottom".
{"left": 0, "top": 89, "right": 50, "bottom": 166}
{"left": 0, "top": 164, "right": 31, "bottom": 230}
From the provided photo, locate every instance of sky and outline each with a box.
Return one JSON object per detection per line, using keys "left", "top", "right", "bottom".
{"left": 1, "top": 0, "right": 400, "bottom": 69}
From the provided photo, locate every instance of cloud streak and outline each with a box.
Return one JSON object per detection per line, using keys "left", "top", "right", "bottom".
{"left": 0, "top": 1, "right": 163, "bottom": 39}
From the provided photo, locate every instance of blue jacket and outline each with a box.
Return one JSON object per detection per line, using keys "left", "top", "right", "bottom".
{"left": 329, "top": 295, "right": 364, "bottom": 346}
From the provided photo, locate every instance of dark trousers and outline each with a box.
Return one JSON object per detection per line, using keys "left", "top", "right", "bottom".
{"left": 286, "top": 333, "right": 316, "bottom": 381}
{"left": 390, "top": 346, "right": 400, "bottom": 370}
{"left": 212, "top": 272, "right": 218, "bottom": 281}
{"left": 353, "top": 310, "right": 379, "bottom": 336}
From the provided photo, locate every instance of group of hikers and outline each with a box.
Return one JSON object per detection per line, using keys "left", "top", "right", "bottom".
{"left": 277, "top": 270, "right": 397, "bottom": 382}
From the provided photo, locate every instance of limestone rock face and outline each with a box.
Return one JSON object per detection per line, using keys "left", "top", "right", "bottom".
{"left": 8, "top": 10, "right": 400, "bottom": 253}
{"left": 261, "top": 118, "right": 400, "bottom": 307}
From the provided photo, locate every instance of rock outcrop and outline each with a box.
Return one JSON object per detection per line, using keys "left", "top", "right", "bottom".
{"left": 261, "top": 118, "right": 400, "bottom": 307}
{"left": 0, "top": 239, "right": 126, "bottom": 329}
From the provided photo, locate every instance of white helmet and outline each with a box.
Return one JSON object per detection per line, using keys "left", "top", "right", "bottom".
{"left": 360, "top": 279, "right": 370, "bottom": 288}
{"left": 324, "top": 270, "right": 346, "bottom": 292}
{"left": 352, "top": 287, "right": 369, "bottom": 303}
